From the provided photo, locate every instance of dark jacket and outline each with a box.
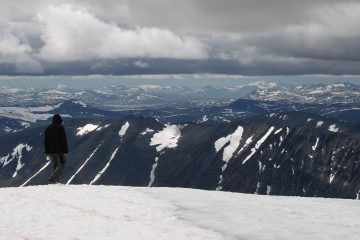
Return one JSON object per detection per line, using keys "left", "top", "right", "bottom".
{"left": 44, "top": 116, "right": 68, "bottom": 154}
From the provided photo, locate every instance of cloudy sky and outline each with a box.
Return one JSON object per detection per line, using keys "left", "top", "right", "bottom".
{"left": 1, "top": 0, "right": 360, "bottom": 76}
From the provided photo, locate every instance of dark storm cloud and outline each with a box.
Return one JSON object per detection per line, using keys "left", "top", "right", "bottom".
{"left": 0, "top": 0, "right": 360, "bottom": 75}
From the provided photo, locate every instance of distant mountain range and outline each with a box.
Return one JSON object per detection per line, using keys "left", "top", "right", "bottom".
{"left": 1, "top": 94, "right": 360, "bottom": 136}
{"left": 2, "top": 82, "right": 360, "bottom": 110}
{"left": 248, "top": 82, "right": 360, "bottom": 104}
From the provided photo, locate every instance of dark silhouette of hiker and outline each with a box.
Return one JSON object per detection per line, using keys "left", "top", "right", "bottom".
{"left": 44, "top": 114, "right": 68, "bottom": 184}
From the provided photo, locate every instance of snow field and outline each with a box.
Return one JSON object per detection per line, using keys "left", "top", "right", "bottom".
{"left": 150, "top": 124, "right": 182, "bottom": 152}
{"left": 0, "top": 186, "right": 223, "bottom": 240}
{"left": 0, "top": 185, "right": 359, "bottom": 240}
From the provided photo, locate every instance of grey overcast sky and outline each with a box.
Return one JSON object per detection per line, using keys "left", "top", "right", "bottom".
{"left": 1, "top": 0, "right": 360, "bottom": 76}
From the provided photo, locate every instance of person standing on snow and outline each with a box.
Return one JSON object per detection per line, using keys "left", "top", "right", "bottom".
{"left": 44, "top": 114, "right": 68, "bottom": 184}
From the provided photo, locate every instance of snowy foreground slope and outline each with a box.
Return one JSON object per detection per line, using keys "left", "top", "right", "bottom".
{"left": 0, "top": 186, "right": 359, "bottom": 240}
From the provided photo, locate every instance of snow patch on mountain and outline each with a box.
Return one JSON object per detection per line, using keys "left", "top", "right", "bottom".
{"left": 198, "top": 115, "right": 208, "bottom": 123}
{"left": 119, "top": 121, "right": 130, "bottom": 137}
{"left": 20, "top": 162, "right": 50, "bottom": 187}
{"left": 215, "top": 126, "right": 244, "bottom": 191}
{"left": 330, "top": 172, "right": 336, "bottom": 184}
{"left": 215, "top": 126, "right": 244, "bottom": 162}
{"left": 237, "top": 135, "right": 254, "bottom": 155}
{"left": 316, "top": 121, "right": 324, "bottom": 128}
{"left": 0, "top": 143, "right": 32, "bottom": 177}
{"left": 76, "top": 124, "right": 99, "bottom": 136}
{"left": 243, "top": 127, "right": 275, "bottom": 164}
{"left": 148, "top": 157, "right": 159, "bottom": 187}
{"left": 4, "top": 127, "right": 14, "bottom": 133}
{"left": 67, "top": 143, "right": 103, "bottom": 185}
{"left": 150, "top": 124, "right": 183, "bottom": 152}
{"left": 96, "top": 124, "right": 110, "bottom": 131}
{"left": 140, "top": 128, "right": 154, "bottom": 136}
{"left": 90, "top": 148, "right": 119, "bottom": 185}
{"left": 328, "top": 124, "right": 339, "bottom": 133}
{"left": 274, "top": 128, "right": 282, "bottom": 135}
{"left": 20, "top": 121, "right": 31, "bottom": 128}
{"left": 312, "top": 137, "right": 320, "bottom": 151}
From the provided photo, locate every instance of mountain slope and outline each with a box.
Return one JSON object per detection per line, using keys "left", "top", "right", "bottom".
{"left": 0, "top": 185, "right": 358, "bottom": 240}
{"left": 1, "top": 116, "right": 359, "bottom": 199}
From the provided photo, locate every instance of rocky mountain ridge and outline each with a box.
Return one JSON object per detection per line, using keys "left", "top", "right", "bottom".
{"left": 1, "top": 115, "right": 359, "bottom": 199}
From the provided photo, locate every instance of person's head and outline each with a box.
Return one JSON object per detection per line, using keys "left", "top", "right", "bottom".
{"left": 52, "top": 114, "right": 63, "bottom": 124}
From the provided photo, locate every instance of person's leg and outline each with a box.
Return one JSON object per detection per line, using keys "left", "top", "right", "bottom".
{"left": 53, "top": 154, "right": 66, "bottom": 183}
{"left": 49, "top": 154, "right": 58, "bottom": 183}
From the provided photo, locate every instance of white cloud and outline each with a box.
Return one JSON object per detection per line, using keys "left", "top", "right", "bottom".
{"left": 211, "top": 1, "right": 360, "bottom": 66}
{"left": 0, "top": 34, "right": 43, "bottom": 73}
{"left": 36, "top": 5, "right": 208, "bottom": 62}
{"left": 0, "top": 0, "right": 359, "bottom": 75}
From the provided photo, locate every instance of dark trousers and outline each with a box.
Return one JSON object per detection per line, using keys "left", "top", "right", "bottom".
{"left": 48, "top": 154, "right": 67, "bottom": 182}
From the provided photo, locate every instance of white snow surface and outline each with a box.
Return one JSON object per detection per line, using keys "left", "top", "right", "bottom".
{"left": 150, "top": 124, "right": 182, "bottom": 152}
{"left": 1, "top": 185, "right": 359, "bottom": 240}
{"left": 148, "top": 157, "right": 159, "bottom": 187}
{"left": 214, "top": 126, "right": 244, "bottom": 162}
{"left": 316, "top": 121, "right": 324, "bottom": 127}
{"left": 328, "top": 124, "right": 339, "bottom": 133}
{"left": 119, "top": 121, "right": 130, "bottom": 137}
{"left": 76, "top": 124, "right": 99, "bottom": 136}
{"left": 274, "top": 128, "right": 282, "bottom": 135}
{"left": 215, "top": 126, "right": 244, "bottom": 191}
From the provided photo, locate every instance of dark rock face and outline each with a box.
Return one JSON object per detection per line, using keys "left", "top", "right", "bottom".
{"left": 1, "top": 115, "right": 359, "bottom": 199}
